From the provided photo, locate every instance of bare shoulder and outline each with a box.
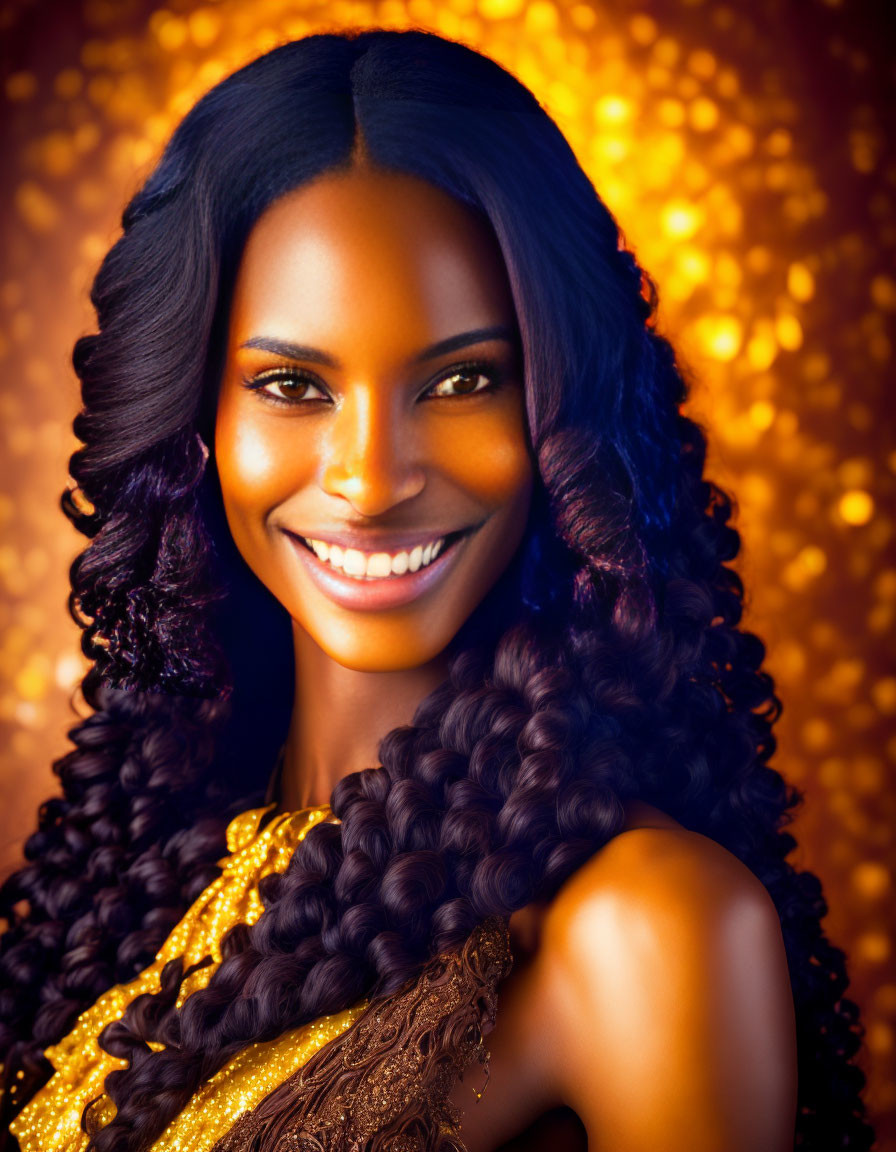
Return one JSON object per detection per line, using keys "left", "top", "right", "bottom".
{"left": 536, "top": 808, "right": 797, "bottom": 1151}
{"left": 546, "top": 814, "right": 780, "bottom": 951}
{"left": 541, "top": 809, "right": 789, "bottom": 1009}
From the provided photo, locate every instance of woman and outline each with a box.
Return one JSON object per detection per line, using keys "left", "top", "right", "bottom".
{"left": 0, "top": 27, "right": 872, "bottom": 1152}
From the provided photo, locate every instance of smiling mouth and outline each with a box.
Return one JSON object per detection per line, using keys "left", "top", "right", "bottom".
{"left": 290, "top": 529, "right": 470, "bottom": 581}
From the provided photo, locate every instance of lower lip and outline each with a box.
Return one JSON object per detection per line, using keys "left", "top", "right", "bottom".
{"left": 284, "top": 531, "right": 473, "bottom": 612}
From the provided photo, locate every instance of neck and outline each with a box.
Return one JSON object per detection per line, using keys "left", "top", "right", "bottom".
{"left": 277, "top": 623, "right": 450, "bottom": 812}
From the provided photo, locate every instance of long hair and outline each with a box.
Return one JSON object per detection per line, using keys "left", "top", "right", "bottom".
{"left": 0, "top": 29, "right": 872, "bottom": 1151}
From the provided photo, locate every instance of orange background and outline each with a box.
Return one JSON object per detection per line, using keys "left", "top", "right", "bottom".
{"left": 1, "top": 0, "right": 894, "bottom": 1143}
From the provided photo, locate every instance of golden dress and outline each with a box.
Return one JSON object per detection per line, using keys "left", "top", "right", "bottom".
{"left": 8, "top": 805, "right": 512, "bottom": 1152}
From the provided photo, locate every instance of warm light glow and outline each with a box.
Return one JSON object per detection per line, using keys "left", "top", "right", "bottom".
{"left": 775, "top": 312, "right": 804, "bottom": 351}
{"left": 661, "top": 200, "right": 703, "bottom": 239}
{"left": 749, "top": 400, "right": 776, "bottom": 430}
{"left": 858, "top": 932, "right": 892, "bottom": 965}
{"left": 595, "top": 94, "right": 632, "bottom": 124}
{"left": 746, "top": 324, "right": 778, "bottom": 370}
{"left": 788, "top": 262, "right": 815, "bottom": 302}
{"left": 694, "top": 313, "right": 743, "bottom": 361}
{"left": 840, "top": 490, "right": 875, "bottom": 525}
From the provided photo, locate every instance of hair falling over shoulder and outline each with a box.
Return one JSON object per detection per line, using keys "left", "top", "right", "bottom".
{"left": 0, "top": 28, "right": 873, "bottom": 1151}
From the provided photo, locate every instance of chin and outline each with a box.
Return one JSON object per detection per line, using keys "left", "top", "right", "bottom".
{"left": 302, "top": 618, "right": 457, "bottom": 674}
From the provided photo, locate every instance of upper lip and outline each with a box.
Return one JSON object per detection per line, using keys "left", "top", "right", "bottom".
{"left": 282, "top": 526, "right": 473, "bottom": 553}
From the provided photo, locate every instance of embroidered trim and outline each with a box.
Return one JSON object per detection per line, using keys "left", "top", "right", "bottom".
{"left": 209, "top": 917, "right": 513, "bottom": 1152}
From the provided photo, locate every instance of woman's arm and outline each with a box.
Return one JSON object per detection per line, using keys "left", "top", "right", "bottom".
{"left": 540, "top": 826, "right": 798, "bottom": 1152}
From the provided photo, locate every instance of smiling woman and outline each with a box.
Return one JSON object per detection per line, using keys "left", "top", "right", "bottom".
{"left": 0, "top": 26, "right": 873, "bottom": 1152}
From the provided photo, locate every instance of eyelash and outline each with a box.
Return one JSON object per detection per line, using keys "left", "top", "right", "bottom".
{"left": 240, "top": 359, "right": 506, "bottom": 408}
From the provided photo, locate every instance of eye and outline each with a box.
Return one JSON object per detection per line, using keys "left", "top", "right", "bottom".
{"left": 242, "top": 367, "right": 330, "bottom": 406}
{"left": 425, "top": 361, "right": 503, "bottom": 400}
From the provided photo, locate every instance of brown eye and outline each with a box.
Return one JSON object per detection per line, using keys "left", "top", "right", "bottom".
{"left": 427, "top": 366, "right": 497, "bottom": 399}
{"left": 267, "top": 378, "right": 316, "bottom": 401}
{"left": 243, "top": 369, "right": 329, "bottom": 406}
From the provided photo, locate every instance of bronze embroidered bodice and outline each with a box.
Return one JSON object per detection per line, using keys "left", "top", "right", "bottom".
{"left": 8, "top": 806, "right": 513, "bottom": 1152}
{"left": 211, "top": 915, "right": 511, "bottom": 1152}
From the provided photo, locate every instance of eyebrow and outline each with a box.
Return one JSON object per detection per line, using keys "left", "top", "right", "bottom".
{"left": 239, "top": 325, "right": 519, "bottom": 369}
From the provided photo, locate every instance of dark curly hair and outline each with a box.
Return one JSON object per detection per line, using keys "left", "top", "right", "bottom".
{"left": 0, "top": 28, "right": 873, "bottom": 1151}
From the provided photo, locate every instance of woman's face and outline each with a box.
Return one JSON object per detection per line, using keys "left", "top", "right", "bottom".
{"left": 215, "top": 165, "right": 533, "bottom": 673}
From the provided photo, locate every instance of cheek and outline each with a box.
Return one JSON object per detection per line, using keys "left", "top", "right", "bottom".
{"left": 214, "top": 398, "right": 312, "bottom": 538}
{"left": 431, "top": 404, "right": 533, "bottom": 512}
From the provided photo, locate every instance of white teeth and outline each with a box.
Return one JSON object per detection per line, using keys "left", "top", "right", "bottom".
{"left": 391, "top": 551, "right": 409, "bottom": 575}
{"left": 343, "top": 548, "right": 366, "bottom": 577}
{"left": 300, "top": 536, "right": 449, "bottom": 579}
{"left": 366, "top": 552, "right": 392, "bottom": 578}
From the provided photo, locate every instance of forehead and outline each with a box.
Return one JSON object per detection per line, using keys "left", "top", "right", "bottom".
{"left": 228, "top": 166, "right": 517, "bottom": 349}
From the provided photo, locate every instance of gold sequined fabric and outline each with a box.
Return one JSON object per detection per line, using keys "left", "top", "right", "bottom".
{"left": 209, "top": 915, "right": 513, "bottom": 1152}
{"left": 8, "top": 806, "right": 513, "bottom": 1152}
{"left": 9, "top": 804, "right": 370, "bottom": 1152}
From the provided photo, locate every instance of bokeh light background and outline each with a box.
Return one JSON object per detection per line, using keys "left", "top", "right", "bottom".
{"left": 1, "top": 0, "right": 894, "bottom": 1142}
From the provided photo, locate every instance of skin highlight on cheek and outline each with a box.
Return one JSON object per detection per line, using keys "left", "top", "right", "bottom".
{"left": 214, "top": 416, "right": 287, "bottom": 532}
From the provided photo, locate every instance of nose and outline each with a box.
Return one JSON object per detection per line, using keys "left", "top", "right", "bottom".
{"left": 319, "top": 386, "right": 426, "bottom": 516}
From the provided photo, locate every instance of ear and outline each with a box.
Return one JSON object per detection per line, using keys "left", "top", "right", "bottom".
{"left": 197, "top": 432, "right": 210, "bottom": 463}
